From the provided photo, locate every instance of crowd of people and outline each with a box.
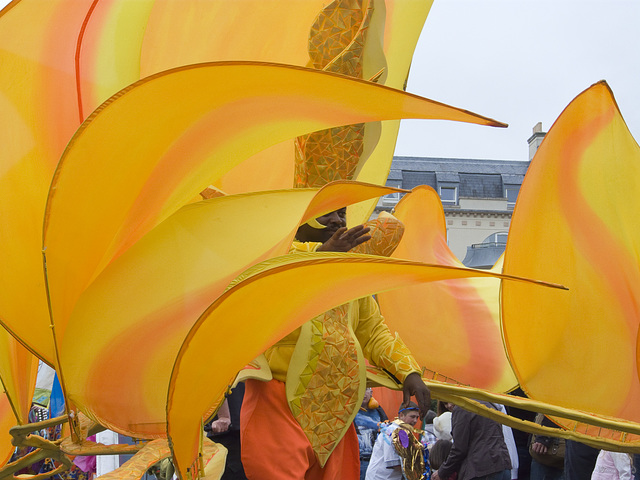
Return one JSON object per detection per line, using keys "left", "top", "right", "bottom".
{"left": 351, "top": 396, "right": 638, "bottom": 480}
{"left": 200, "top": 384, "right": 639, "bottom": 480}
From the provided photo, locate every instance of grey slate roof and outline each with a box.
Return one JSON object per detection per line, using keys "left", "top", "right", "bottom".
{"left": 391, "top": 156, "right": 529, "bottom": 175}
{"left": 459, "top": 173, "right": 503, "bottom": 198}
{"left": 436, "top": 172, "right": 460, "bottom": 183}
{"left": 401, "top": 171, "right": 436, "bottom": 190}
{"left": 387, "top": 156, "right": 530, "bottom": 200}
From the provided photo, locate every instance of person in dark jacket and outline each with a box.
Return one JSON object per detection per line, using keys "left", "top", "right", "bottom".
{"left": 432, "top": 401, "right": 511, "bottom": 480}
{"left": 564, "top": 440, "right": 599, "bottom": 480}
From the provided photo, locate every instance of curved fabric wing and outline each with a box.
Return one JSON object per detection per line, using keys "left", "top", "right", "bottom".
{"left": 0, "top": 0, "right": 157, "bottom": 364}
{"left": 43, "top": 62, "right": 506, "bottom": 359}
{"left": 350, "top": 0, "right": 437, "bottom": 223}
{"left": 139, "top": 1, "right": 436, "bottom": 202}
{"left": 74, "top": 0, "right": 155, "bottom": 118}
{"left": 377, "top": 186, "right": 517, "bottom": 391}
{"left": 0, "top": 329, "right": 38, "bottom": 426}
{"left": 140, "top": 1, "right": 325, "bottom": 76}
{"left": 0, "top": 327, "right": 35, "bottom": 468}
{"left": 0, "top": 0, "right": 499, "bottom": 368}
{"left": 0, "top": 0, "right": 98, "bottom": 363}
{"left": 139, "top": 0, "right": 322, "bottom": 196}
{"left": 61, "top": 183, "right": 398, "bottom": 438}
{"left": 167, "top": 253, "right": 564, "bottom": 478}
{"left": 0, "top": 0, "right": 509, "bottom": 472}
{"left": 502, "top": 81, "right": 640, "bottom": 441}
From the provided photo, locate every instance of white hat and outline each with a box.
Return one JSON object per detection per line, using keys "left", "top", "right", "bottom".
{"left": 433, "top": 412, "right": 452, "bottom": 441}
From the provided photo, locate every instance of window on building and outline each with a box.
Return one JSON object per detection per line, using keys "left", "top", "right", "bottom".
{"left": 439, "top": 186, "right": 457, "bottom": 204}
{"left": 505, "top": 186, "right": 520, "bottom": 207}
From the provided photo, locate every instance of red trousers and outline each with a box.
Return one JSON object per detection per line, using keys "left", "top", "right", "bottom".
{"left": 240, "top": 379, "right": 359, "bottom": 480}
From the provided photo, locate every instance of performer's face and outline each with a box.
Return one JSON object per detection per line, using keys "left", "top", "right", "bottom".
{"left": 399, "top": 410, "right": 420, "bottom": 426}
{"left": 296, "top": 208, "right": 347, "bottom": 243}
{"left": 362, "top": 388, "right": 373, "bottom": 407}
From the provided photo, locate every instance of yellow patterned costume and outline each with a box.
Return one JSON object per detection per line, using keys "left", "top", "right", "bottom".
{"left": 240, "top": 225, "right": 422, "bottom": 479}
{"left": 238, "top": 1, "right": 423, "bottom": 474}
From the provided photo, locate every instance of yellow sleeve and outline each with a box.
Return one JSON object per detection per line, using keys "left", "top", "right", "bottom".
{"left": 265, "top": 240, "right": 322, "bottom": 381}
{"left": 289, "top": 240, "right": 321, "bottom": 253}
{"left": 355, "top": 296, "right": 422, "bottom": 384}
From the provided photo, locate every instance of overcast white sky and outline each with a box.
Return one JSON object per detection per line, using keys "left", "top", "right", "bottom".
{"left": 396, "top": 0, "right": 640, "bottom": 161}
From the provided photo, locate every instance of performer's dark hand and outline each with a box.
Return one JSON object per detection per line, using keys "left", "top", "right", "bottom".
{"left": 401, "top": 372, "right": 431, "bottom": 418}
{"left": 317, "top": 225, "right": 371, "bottom": 252}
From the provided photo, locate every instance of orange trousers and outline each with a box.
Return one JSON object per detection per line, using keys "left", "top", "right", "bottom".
{"left": 240, "top": 379, "right": 359, "bottom": 480}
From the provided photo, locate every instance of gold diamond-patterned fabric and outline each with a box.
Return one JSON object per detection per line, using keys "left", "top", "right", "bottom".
{"left": 294, "top": 124, "right": 365, "bottom": 187}
{"left": 294, "top": 0, "right": 373, "bottom": 188}
{"left": 286, "top": 304, "right": 363, "bottom": 466}
{"left": 352, "top": 212, "right": 405, "bottom": 257}
{"left": 307, "top": 0, "right": 369, "bottom": 76}
{"left": 375, "top": 334, "right": 421, "bottom": 384}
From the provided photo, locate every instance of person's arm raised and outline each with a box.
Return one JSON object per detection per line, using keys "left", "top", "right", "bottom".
{"left": 317, "top": 225, "right": 371, "bottom": 252}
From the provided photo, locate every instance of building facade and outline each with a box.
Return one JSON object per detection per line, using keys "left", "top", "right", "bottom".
{"left": 376, "top": 124, "right": 545, "bottom": 268}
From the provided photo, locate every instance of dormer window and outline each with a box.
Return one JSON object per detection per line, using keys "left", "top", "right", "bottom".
{"left": 439, "top": 186, "right": 457, "bottom": 204}
{"left": 505, "top": 186, "right": 520, "bottom": 208}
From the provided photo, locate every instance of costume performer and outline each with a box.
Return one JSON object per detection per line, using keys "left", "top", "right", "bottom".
{"left": 240, "top": 208, "right": 430, "bottom": 480}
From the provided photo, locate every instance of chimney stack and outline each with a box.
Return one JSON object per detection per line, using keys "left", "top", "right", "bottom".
{"left": 527, "top": 122, "right": 546, "bottom": 161}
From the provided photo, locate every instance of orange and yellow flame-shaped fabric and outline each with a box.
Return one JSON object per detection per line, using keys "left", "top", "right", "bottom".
{"left": 377, "top": 186, "right": 517, "bottom": 392}
{"left": 502, "top": 81, "right": 640, "bottom": 443}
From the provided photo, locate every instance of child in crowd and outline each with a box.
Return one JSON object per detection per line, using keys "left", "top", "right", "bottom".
{"left": 430, "top": 440, "right": 454, "bottom": 479}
